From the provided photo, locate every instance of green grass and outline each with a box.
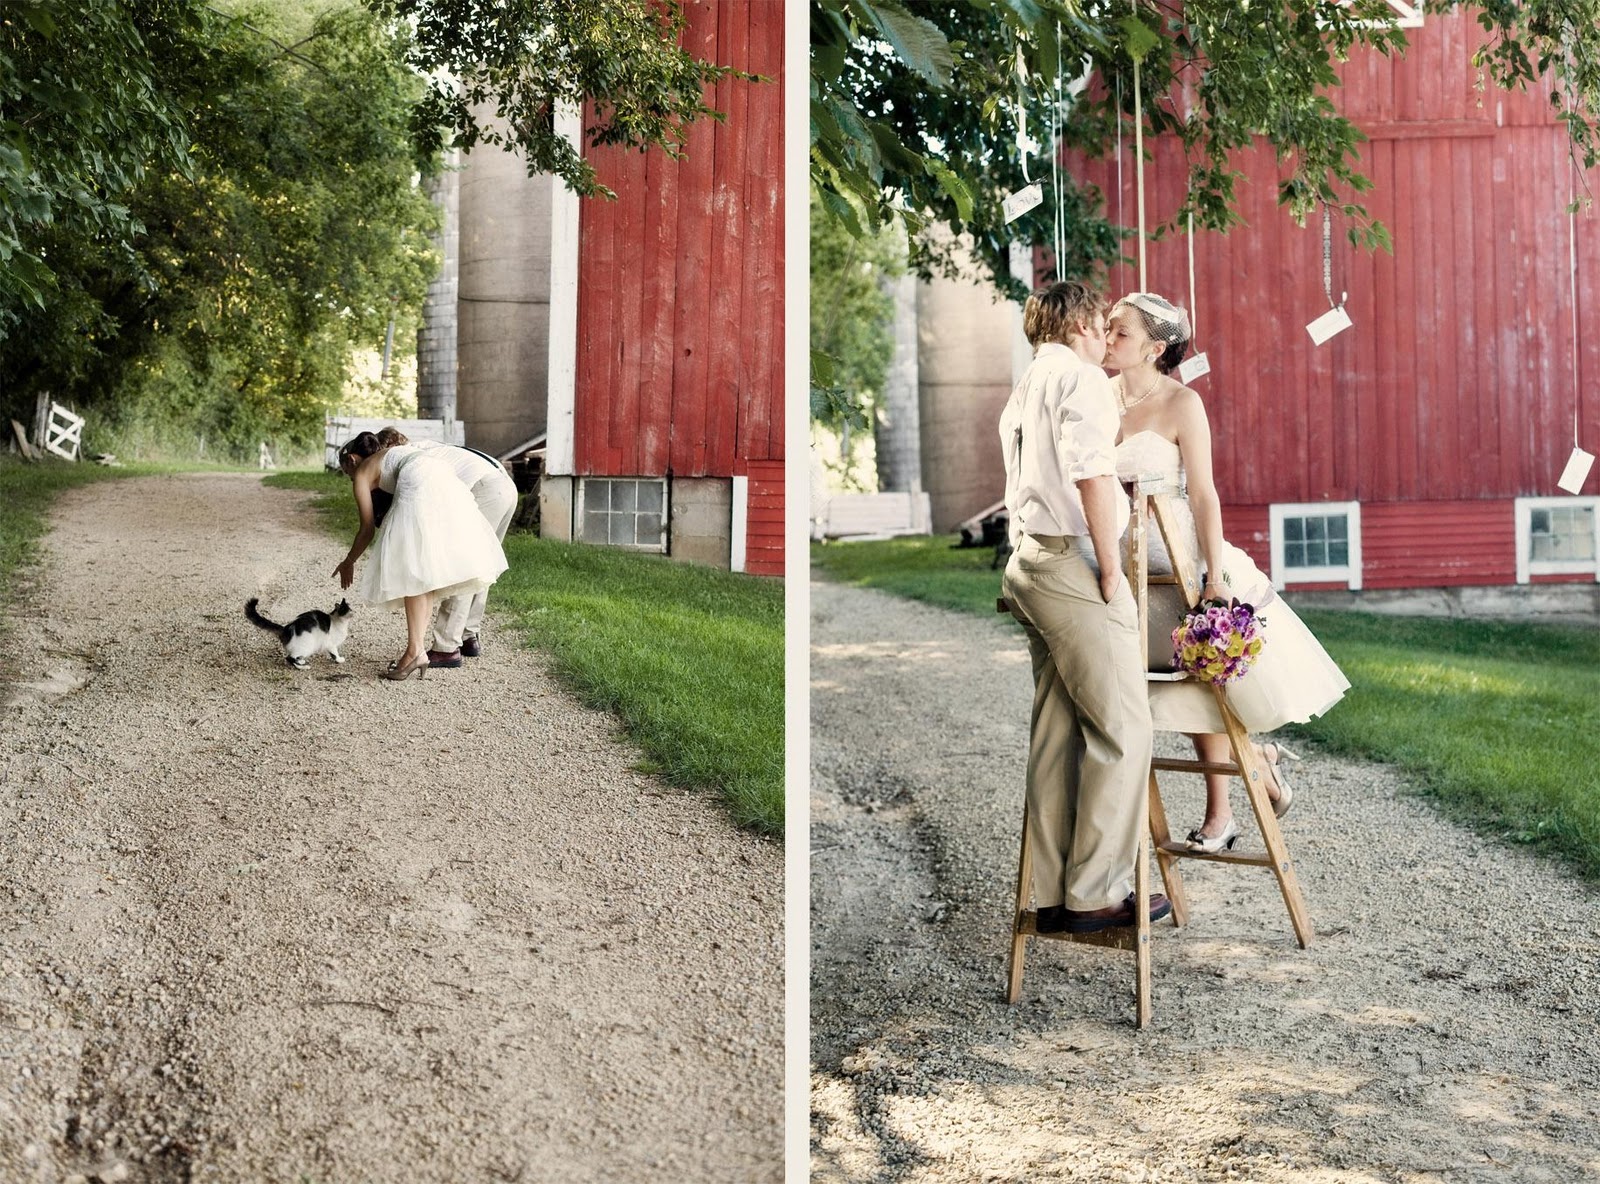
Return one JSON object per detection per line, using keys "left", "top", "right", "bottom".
{"left": 813, "top": 535, "right": 1600, "bottom": 880}
{"left": 269, "top": 470, "right": 785, "bottom": 837}
{"left": 810, "top": 535, "right": 1006, "bottom": 616}
{"left": 1290, "top": 610, "right": 1600, "bottom": 879}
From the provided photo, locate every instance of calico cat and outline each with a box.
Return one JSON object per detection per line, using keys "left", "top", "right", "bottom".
{"left": 245, "top": 598, "right": 352, "bottom": 668}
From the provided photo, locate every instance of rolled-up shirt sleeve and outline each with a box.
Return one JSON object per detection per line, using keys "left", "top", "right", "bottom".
{"left": 1056, "top": 366, "right": 1118, "bottom": 483}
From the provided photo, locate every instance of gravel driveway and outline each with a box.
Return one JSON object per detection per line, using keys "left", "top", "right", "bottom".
{"left": 811, "top": 577, "right": 1600, "bottom": 1183}
{"left": 0, "top": 472, "right": 782, "bottom": 1184}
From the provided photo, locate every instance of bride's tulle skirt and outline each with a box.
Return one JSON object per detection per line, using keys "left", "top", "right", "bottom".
{"left": 355, "top": 453, "right": 509, "bottom": 609}
{"left": 1144, "top": 519, "right": 1349, "bottom": 735}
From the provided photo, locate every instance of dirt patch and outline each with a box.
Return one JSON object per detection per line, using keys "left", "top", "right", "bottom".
{"left": 0, "top": 472, "right": 782, "bottom": 1183}
{"left": 811, "top": 578, "right": 1600, "bottom": 1183}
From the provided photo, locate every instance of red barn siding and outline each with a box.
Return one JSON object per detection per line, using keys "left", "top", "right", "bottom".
{"left": 1063, "top": 9, "right": 1600, "bottom": 589}
{"left": 1220, "top": 504, "right": 1271, "bottom": 574}
{"left": 1067, "top": 9, "right": 1599, "bottom": 508}
{"left": 744, "top": 459, "right": 784, "bottom": 577}
{"left": 573, "top": 0, "right": 784, "bottom": 482}
{"left": 1360, "top": 501, "right": 1516, "bottom": 589}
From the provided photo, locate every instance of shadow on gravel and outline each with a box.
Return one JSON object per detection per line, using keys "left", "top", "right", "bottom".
{"left": 811, "top": 579, "right": 1600, "bottom": 1184}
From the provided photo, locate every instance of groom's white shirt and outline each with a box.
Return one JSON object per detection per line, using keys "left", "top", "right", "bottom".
{"left": 998, "top": 342, "right": 1126, "bottom": 547}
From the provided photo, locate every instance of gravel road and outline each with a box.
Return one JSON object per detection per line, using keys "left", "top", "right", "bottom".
{"left": 811, "top": 577, "right": 1600, "bottom": 1183}
{"left": 0, "top": 472, "right": 782, "bottom": 1184}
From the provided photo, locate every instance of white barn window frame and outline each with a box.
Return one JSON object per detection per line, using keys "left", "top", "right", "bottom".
{"left": 1342, "top": 0, "right": 1424, "bottom": 28}
{"left": 1269, "top": 501, "right": 1363, "bottom": 590}
{"left": 1514, "top": 496, "right": 1600, "bottom": 584}
{"left": 576, "top": 477, "right": 670, "bottom": 553}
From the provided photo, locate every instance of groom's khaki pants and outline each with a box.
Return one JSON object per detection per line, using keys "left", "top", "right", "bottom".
{"left": 433, "top": 469, "right": 519, "bottom": 650}
{"left": 1002, "top": 534, "right": 1152, "bottom": 911}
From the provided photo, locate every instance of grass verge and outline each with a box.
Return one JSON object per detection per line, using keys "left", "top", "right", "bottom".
{"left": 270, "top": 470, "right": 784, "bottom": 837}
{"left": 813, "top": 535, "right": 1600, "bottom": 879}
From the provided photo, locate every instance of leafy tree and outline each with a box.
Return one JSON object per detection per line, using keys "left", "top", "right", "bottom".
{"left": 812, "top": 0, "right": 1600, "bottom": 300}
{"left": 1, "top": 0, "right": 747, "bottom": 456}
{"left": 0, "top": 0, "right": 197, "bottom": 326}
{"left": 1, "top": 2, "right": 437, "bottom": 457}
{"left": 810, "top": 186, "right": 903, "bottom": 432}
{"left": 373, "top": 0, "right": 740, "bottom": 196}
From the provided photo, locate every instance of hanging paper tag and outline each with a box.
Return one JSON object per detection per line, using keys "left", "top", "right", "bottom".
{"left": 1306, "top": 305, "right": 1353, "bottom": 346}
{"left": 1177, "top": 352, "right": 1211, "bottom": 384}
{"left": 1003, "top": 182, "right": 1044, "bottom": 224}
{"left": 1558, "top": 446, "right": 1595, "bottom": 494}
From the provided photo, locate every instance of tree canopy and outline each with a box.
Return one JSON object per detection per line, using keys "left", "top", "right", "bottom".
{"left": 0, "top": 0, "right": 740, "bottom": 458}
{"left": 378, "top": 0, "right": 739, "bottom": 198}
{"left": 812, "top": 0, "right": 1600, "bottom": 298}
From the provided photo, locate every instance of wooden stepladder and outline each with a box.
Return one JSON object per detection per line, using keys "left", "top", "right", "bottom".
{"left": 1127, "top": 475, "right": 1312, "bottom": 953}
{"left": 1001, "top": 476, "right": 1312, "bottom": 1026}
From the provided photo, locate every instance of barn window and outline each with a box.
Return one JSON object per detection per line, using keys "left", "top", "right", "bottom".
{"left": 577, "top": 478, "right": 668, "bottom": 552}
{"left": 1269, "top": 501, "right": 1362, "bottom": 590}
{"left": 1340, "top": 0, "right": 1423, "bottom": 28}
{"left": 1515, "top": 497, "right": 1600, "bottom": 583}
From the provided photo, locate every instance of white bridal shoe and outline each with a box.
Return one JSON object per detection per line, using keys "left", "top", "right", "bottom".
{"left": 1260, "top": 742, "right": 1301, "bottom": 819}
{"left": 1185, "top": 816, "right": 1241, "bottom": 853}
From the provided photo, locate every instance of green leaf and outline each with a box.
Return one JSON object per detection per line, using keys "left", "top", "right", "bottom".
{"left": 928, "top": 160, "right": 975, "bottom": 223}
{"left": 861, "top": 0, "right": 954, "bottom": 88}
{"left": 1119, "top": 13, "right": 1162, "bottom": 65}
{"left": 818, "top": 185, "right": 866, "bottom": 238}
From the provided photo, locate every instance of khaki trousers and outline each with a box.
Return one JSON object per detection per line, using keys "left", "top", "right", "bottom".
{"left": 1001, "top": 535, "right": 1152, "bottom": 911}
{"left": 433, "top": 470, "right": 519, "bottom": 650}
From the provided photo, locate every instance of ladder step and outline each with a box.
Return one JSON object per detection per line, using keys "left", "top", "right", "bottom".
{"left": 1146, "top": 671, "right": 1188, "bottom": 682}
{"left": 1156, "top": 841, "right": 1275, "bottom": 868}
{"left": 1153, "top": 757, "right": 1242, "bottom": 775}
{"left": 1015, "top": 911, "right": 1139, "bottom": 949}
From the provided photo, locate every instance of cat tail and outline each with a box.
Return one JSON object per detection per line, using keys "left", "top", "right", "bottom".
{"left": 244, "top": 598, "right": 286, "bottom": 632}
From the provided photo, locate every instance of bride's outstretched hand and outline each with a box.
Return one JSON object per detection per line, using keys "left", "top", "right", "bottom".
{"left": 333, "top": 558, "right": 355, "bottom": 590}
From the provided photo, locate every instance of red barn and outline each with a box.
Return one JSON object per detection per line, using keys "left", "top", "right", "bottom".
{"left": 540, "top": 0, "right": 784, "bottom": 577}
{"left": 1066, "top": 6, "right": 1599, "bottom": 604}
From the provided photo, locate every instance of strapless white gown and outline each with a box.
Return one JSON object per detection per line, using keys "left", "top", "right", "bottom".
{"left": 1116, "top": 431, "right": 1349, "bottom": 734}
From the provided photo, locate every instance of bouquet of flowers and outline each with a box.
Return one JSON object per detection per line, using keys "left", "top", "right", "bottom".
{"left": 1171, "top": 597, "right": 1265, "bottom": 684}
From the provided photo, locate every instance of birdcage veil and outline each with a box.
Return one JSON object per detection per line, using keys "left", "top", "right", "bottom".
{"left": 1113, "top": 292, "right": 1192, "bottom": 347}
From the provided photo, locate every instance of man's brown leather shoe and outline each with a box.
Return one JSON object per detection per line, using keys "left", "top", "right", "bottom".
{"left": 426, "top": 648, "right": 463, "bottom": 669}
{"left": 1037, "top": 893, "right": 1171, "bottom": 935}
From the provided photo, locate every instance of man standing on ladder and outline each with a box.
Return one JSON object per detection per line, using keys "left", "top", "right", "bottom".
{"left": 998, "top": 281, "right": 1167, "bottom": 934}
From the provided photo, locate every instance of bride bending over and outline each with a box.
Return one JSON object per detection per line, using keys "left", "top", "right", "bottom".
{"left": 1104, "top": 292, "right": 1350, "bottom": 852}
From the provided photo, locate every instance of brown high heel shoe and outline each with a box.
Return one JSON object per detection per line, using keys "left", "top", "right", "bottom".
{"left": 384, "top": 653, "right": 428, "bottom": 681}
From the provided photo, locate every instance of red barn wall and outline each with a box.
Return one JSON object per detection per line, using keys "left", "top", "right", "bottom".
{"left": 743, "top": 459, "right": 785, "bottom": 577}
{"left": 1065, "top": 9, "right": 1600, "bottom": 589}
{"left": 571, "top": 0, "right": 784, "bottom": 485}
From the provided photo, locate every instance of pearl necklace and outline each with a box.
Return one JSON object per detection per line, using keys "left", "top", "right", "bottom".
{"left": 1119, "top": 372, "right": 1161, "bottom": 413}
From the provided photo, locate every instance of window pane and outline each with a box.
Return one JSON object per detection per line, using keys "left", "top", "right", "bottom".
{"left": 636, "top": 511, "right": 662, "bottom": 542}
{"left": 1284, "top": 540, "right": 1306, "bottom": 568}
{"left": 1284, "top": 517, "right": 1304, "bottom": 543}
{"left": 1327, "top": 516, "right": 1348, "bottom": 542}
{"left": 582, "top": 510, "right": 608, "bottom": 542}
{"left": 637, "top": 482, "right": 664, "bottom": 513}
{"left": 1531, "top": 508, "right": 1550, "bottom": 535}
{"left": 1328, "top": 540, "right": 1349, "bottom": 566}
{"left": 587, "top": 480, "right": 610, "bottom": 512}
{"left": 1305, "top": 517, "right": 1326, "bottom": 544}
{"left": 609, "top": 511, "right": 637, "bottom": 546}
{"left": 613, "top": 481, "right": 637, "bottom": 513}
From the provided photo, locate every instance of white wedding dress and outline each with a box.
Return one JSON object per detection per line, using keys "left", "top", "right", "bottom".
{"left": 355, "top": 445, "right": 509, "bottom": 610}
{"left": 1115, "top": 430, "right": 1349, "bottom": 734}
